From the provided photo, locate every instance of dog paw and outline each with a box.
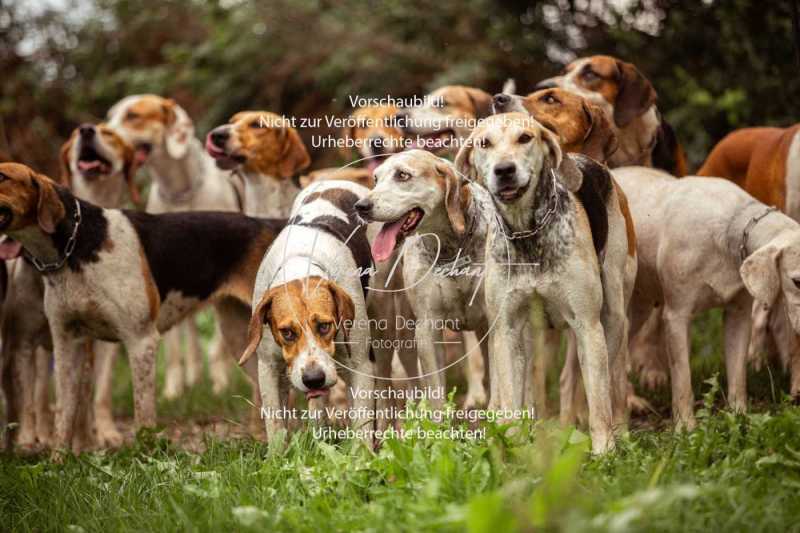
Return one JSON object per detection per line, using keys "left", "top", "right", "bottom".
{"left": 463, "top": 390, "right": 487, "bottom": 410}
{"left": 162, "top": 379, "right": 183, "bottom": 400}
{"left": 96, "top": 425, "right": 124, "bottom": 448}
{"left": 640, "top": 367, "right": 668, "bottom": 390}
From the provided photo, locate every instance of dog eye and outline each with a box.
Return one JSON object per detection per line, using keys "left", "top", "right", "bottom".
{"left": 793, "top": 278, "right": 800, "bottom": 290}
{"left": 518, "top": 133, "right": 533, "bottom": 144}
{"left": 125, "top": 111, "right": 140, "bottom": 121}
{"left": 0, "top": 173, "right": 7, "bottom": 182}
{"left": 395, "top": 170, "right": 411, "bottom": 182}
{"left": 582, "top": 69, "right": 598, "bottom": 81}
{"left": 478, "top": 137, "right": 491, "bottom": 149}
{"left": 317, "top": 322, "right": 332, "bottom": 335}
{"left": 249, "top": 120, "right": 263, "bottom": 129}
{"left": 540, "top": 94, "right": 559, "bottom": 105}
{"left": 280, "top": 328, "right": 296, "bottom": 342}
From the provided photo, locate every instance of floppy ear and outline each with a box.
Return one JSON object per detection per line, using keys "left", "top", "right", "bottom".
{"left": 454, "top": 136, "right": 478, "bottom": 183}
{"left": 122, "top": 144, "right": 142, "bottom": 205}
{"left": 740, "top": 244, "right": 782, "bottom": 307}
{"left": 59, "top": 134, "right": 75, "bottom": 187}
{"left": 278, "top": 128, "right": 311, "bottom": 179}
{"left": 238, "top": 287, "right": 278, "bottom": 366}
{"left": 339, "top": 119, "right": 357, "bottom": 159}
{"left": 582, "top": 101, "right": 618, "bottom": 163}
{"left": 436, "top": 160, "right": 467, "bottom": 236}
{"left": 32, "top": 172, "right": 66, "bottom": 234}
{"left": 613, "top": 60, "right": 657, "bottom": 127}
{"left": 325, "top": 281, "right": 355, "bottom": 356}
{"left": 541, "top": 127, "right": 582, "bottom": 192}
{"left": 464, "top": 88, "right": 494, "bottom": 119}
{"left": 163, "top": 99, "right": 195, "bottom": 159}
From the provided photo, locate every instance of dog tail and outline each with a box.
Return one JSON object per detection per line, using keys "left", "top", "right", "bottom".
{"left": 501, "top": 78, "right": 516, "bottom": 95}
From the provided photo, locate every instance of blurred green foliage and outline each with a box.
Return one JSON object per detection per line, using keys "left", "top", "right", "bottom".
{"left": 1, "top": 0, "right": 798, "bottom": 175}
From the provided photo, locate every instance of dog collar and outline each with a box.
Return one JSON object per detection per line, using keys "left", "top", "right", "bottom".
{"left": 740, "top": 205, "right": 778, "bottom": 263}
{"left": 24, "top": 199, "right": 82, "bottom": 273}
{"left": 494, "top": 169, "right": 561, "bottom": 241}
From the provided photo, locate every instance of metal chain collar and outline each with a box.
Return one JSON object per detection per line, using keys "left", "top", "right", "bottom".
{"left": 740, "top": 205, "right": 778, "bottom": 263}
{"left": 25, "top": 199, "right": 82, "bottom": 273}
{"left": 494, "top": 169, "right": 561, "bottom": 241}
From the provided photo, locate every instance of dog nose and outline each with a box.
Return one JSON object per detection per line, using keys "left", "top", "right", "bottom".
{"left": 210, "top": 128, "right": 229, "bottom": 147}
{"left": 493, "top": 93, "right": 511, "bottom": 113}
{"left": 78, "top": 124, "right": 95, "bottom": 139}
{"left": 494, "top": 162, "right": 517, "bottom": 182}
{"left": 367, "top": 136, "right": 385, "bottom": 156}
{"left": 534, "top": 78, "right": 559, "bottom": 90}
{"left": 302, "top": 366, "right": 326, "bottom": 390}
{"left": 354, "top": 198, "right": 373, "bottom": 215}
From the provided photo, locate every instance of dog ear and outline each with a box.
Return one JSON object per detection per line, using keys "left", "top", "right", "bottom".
{"left": 464, "top": 88, "right": 494, "bottom": 119}
{"left": 740, "top": 244, "right": 782, "bottom": 307}
{"left": 278, "top": 128, "right": 311, "bottom": 179}
{"left": 454, "top": 135, "right": 479, "bottom": 183}
{"left": 614, "top": 60, "right": 657, "bottom": 128}
{"left": 58, "top": 134, "right": 75, "bottom": 188}
{"left": 32, "top": 172, "right": 66, "bottom": 234}
{"left": 542, "top": 127, "right": 582, "bottom": 192}
{"left": 239, "top": 287, "right": 278, "bottom": 366}
{"left": 325, "top": 281, "right": 355, "bottom": 356}
{"left": 163, "top": 99, "right": 195, "bottom": 160}
{"left": 122, "top": 143, "right": 142, "bottom": 205}
{"left": 436, "top": 160, "right": 467, "bottom": 237}
{"left": 582, "top": 101, "right": 618, "bottom": 163}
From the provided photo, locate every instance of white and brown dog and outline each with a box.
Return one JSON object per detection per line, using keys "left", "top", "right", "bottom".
{"left": 239, "top": 181, "right": 376, "bottom": 442}
{"left": 205, "top": 111, "right": 310, "bottom": 218}
{"left": 1, "top": 124, "right": 141, "bottom": 451}
{"left": 354, "top": 150, "right": 494, "bottom": 409}
{"left": 536, "top": 55, "right": 687, "bottom": 176}
{"left": 615, "top": 167, "right": 800, "bottom": 428}
{"left": 107, "top": 94, "right": 245, "bottom": 399}
{"left": 455, "top": 113, "right": 632, "bottom": 454}
{"left": 0, "top": 162, "right": 283, "bottom": 455}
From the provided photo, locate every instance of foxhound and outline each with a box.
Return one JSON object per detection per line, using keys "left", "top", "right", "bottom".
{"left": 107, "top": 94, "right": 245, "bottom": 399}
{"left": 1, "top": 124, "right": 141, "bottom": 450}
{"left": 455, "top": 113, "right": 632, "bottom": 454}
{"left": 0, "top": 162, "right": 283, "bottom": 455}
{"left": 205, "top": 111, "right": 310, "bottom": 218}
{"left": 536, "top": 55, "right": 687, "bottom": 176}
{"left": 615, "top": 167, "right": 800, "bottom": 428}
{"left": 239, "top": 181, "right": 376, "bottom": 442}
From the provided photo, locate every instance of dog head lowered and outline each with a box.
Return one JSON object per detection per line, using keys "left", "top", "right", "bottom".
{"left": 240, "top": 277, "right": 355, "bottom": 399}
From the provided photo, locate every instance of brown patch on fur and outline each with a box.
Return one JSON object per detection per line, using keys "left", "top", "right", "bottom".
{"left": 228, "top": 111, "right": 310, "bottom": 179}
{"left": 613, "top": 180, "right": 636, "bottom": 257}
{"left": 431, "top": 86, "right": 494, "bottom": 120}
{"left": 239, "top": 277, "right": 355, "bottom": 366}
{"left": 102, "top": 237, "right": 115, "bottom": 252}
{"left": 118, "top": 95, "right": 175, "bottom": 133}
{"left": 698, "top": 125, "right": 800, "bottom": 211}
{"left": 138, "top": 245, "right": 160, "bottom": 321}
{"left": 341, "top": 105, "right": 403, "bottom": 158}
{"left": 0, "top": 163, "right": 65, "bottom": 233}
{"left": 299, "top": 167, "right": 375, "bottom": 189}
{"left": 218, "top": 228, "right": 278, "bottom": 305}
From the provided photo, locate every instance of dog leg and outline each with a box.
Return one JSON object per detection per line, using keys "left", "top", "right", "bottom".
{"left": 415, "top": 322, "right": 445, "bottom": 409}
{"left": 33, "top": 346, "right": 52, "bottom": 445}
{"left": 489, "top": 312, "right": 526, "bottom": 411}
{"left": 12, "top": 342, "right": 37, "bottom": 449}
{"left": 162, "top": 326, "right": 184, "bottom": 400}
{"left": 52, "top": 333, "right": 89, "bottom": 457}
{"left": 184, "top": 318, "right": 202, "bottom": 388}
{"left": 724, "top": 293, "right": 752, "bottom": 413}
{"left": 462, "top": 332, "right": 487, "bottom": 409}
{"left": 257, "top": 351, "right": 288, "bottom": 442}
{"left": 93, "top": 340, "right": 123, "bottom": 447}
{"left": 573, "top": 319, "right": 614, "bottom": 454}
{"left": 601, "top": 274, "right": 630, "bottom": 430}
{"left": 559, "top": 332, "right": 580, "bottom": 426}
{"left": 662, "top": 307, "right": 696, "bottom": 430}
{"left": 125, "top": 332, "right": 159, "bottom": 431}
{"left": 207, "top": 317, "right": 231, "bottom": 395}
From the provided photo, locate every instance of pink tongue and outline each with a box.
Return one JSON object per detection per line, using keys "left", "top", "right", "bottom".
{"left": 367, "top": 159, "right": 380, "bottom": 172}
{"left": 0, "top": 239, "right": 22, "bottom": 260}
{"left": 78, "top": 160, "right": 101, "bottom": 171}
{"left": 372, "top": 217, "right": 406, "bottom": 262}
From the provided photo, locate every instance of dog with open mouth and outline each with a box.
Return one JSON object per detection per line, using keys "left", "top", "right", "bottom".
{"left": 0, "top": 161, "right": 284, "bottom": 456}
{"left": 398, "top": 85, "right": 494, "bottom": 158}
{"left": 238, "top": 180, "right": 376, "bottom": 443}
{"left": 205, "top": 111, "right": 310, "bottom": 218}
{"left": 354, "top": 149, "right": 496, "bottom": 409}
{"left": 107, "top": 94, "right": 245, "bottom": 400}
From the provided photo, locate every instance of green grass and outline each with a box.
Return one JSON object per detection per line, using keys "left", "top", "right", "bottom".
{"left": 2, "top": 310, "right": 800, "bottom": 532}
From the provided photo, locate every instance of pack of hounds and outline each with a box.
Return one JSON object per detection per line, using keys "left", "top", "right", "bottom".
{"left": 3, "top": 54, "right": 800, "bottom": 458}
